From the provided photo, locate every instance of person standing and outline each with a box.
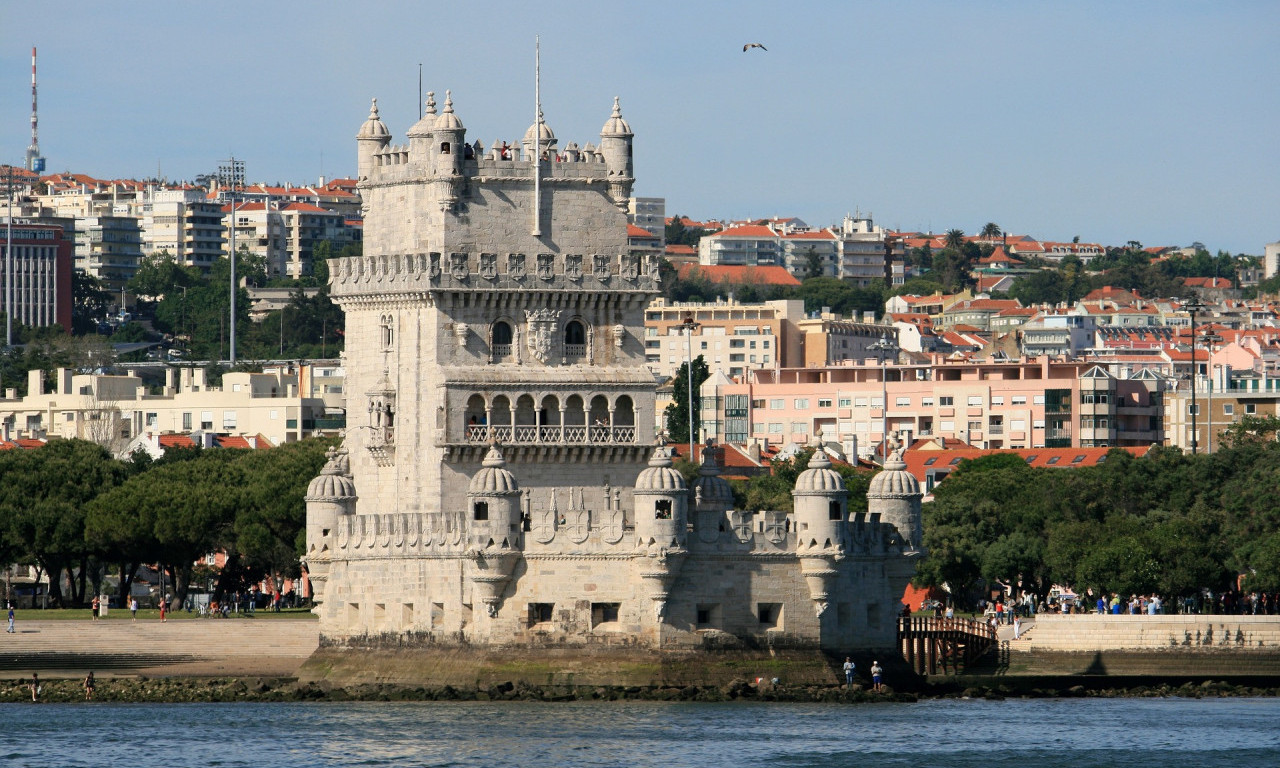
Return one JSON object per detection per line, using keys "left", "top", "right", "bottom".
{"left": 1013, "top": 615, "right": 1022, "bottom": 641}
{"left": 30, "top": 673, "right": 39, "bottom": 702}
{"left": 84, "top": 671, "right": 95, "bottom": 701}
{"left": 842, "top": 657, "right": 856, "bottom": 688}
{"left": 158, "top": 598, "right": 166, "bottom": 623}
{"left": 6, "top": 604, "right": 14, "bottom": 633}
{"left": 870, "top": 661, "right": 884, "bottom": 693}
{"left": 130, "top": 597, "right": 138, "bottom": 621}
{"left": 91, "top": 595, "right": 100, "bottom": 621}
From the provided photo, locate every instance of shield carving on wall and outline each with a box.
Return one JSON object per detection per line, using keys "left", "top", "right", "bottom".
{"left": 525, "top": 308, "right": 560, "bottom": 364}
{"left": 566, "top": 509, "right": 590, "bottom": 543}
{"left": 600, "top": 508, "right": 624, "bottom": 544}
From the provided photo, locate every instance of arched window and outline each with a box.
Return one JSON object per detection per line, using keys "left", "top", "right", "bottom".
{"left": 655, "top": 499, "right": 672, "bottom": 520}
{"left": 380, "top": 315, "right": 394, "bottom": 349}
{"left": 564, "top": 320, "right": 585, "bottom": 345}
{"left": 493, "top": 321, "right": 513, "bottom": 346}
{"left": 473, "top": 502, "right": 489, "bottom": 521}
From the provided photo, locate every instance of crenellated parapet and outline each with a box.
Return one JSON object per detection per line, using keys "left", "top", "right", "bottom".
{"left": 328, "top": 251, "right": 661, "bottom": 299}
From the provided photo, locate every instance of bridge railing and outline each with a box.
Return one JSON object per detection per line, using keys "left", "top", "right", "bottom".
{"left": 897, "top": 616, "right": 998, "bottom": 676}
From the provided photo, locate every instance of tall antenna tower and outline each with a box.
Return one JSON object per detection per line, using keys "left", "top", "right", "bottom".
{"left": 25, "top": 46, "right": 44, "bottom": 173}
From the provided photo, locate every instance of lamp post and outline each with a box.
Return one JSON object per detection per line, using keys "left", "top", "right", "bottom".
{"left": 681, "top": 312, "right": 700, "bottom": 461}
{"left": 870, "top": 332, "right": 899, "bottom": 461}
{"left": 1201, "top": 330, "right": 1222, "bottom": 454}
{"left": 1184, "top": 295, "right": 1206, "bottom": 454}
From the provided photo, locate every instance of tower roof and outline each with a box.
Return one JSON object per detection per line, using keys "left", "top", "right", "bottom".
{"left": 693, "top": 445, "right": 733, "bottom": 506}
{"left": 469, "top": 445, "right": 519, "bottom": 495}
{"left": 636, "top": 446, "right": 686, "bottom": 492}
{"left": 794, "top": 431, "right": 845, "bottom": 493}
{"left": 357, "top": 98, "right": 391, "bottom": 141}
{"left": 868, "top": 433, "right": 921, "bottom": 498}
{"left": 306, "top": 447, "right": 357, "bottom": 501}
{"left": 407, "top": 91, "right": 438, "bottom": 138}
{"left": 523, "top": 109, "right": 556, "bottom": 145}
{"left": 601, "top": 96, "right": 632, "bottom": 136}
{"left": 435, "top": 90, "right": 464, "bottom": 131}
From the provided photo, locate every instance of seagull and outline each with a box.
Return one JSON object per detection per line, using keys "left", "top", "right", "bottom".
{"left": 743, "top": 43, "right": 767, "bottom": 52}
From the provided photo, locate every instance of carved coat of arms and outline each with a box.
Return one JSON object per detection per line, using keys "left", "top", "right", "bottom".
{"left": 592, "top": 254, "right": 610, "bottom": 280}
{"left": 508, "top": 253, "right": 526, "bottom": 279}
{"left": 479, "top": 253, "right": 497, "bottom": 279}
{"left": 525, "top": 308, "right": 560, "bottom": 364}
{"left": 537, "top": 253, "right": 555, "bottom": 279}
{"left": 600, "top": 508, "right": 624, "bottom": 544}
{"left": 565, "top": 254, "right": 583, "bottom": 281}
{"left": 449, "top": 252, "right": 468, "bottom": 280}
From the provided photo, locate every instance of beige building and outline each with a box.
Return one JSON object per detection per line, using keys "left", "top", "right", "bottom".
{"left": 643, "top": 297, "right": 804, "bottom": 379}
{"left": 141, "top": 189, "right": 224, "bottom": 270}
{"left": 0, "top": 365, "right": 341, "bottom": 454}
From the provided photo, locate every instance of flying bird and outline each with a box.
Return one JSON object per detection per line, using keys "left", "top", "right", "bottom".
{"left": 743, "top": 43, "right": 767, "bottom": 52}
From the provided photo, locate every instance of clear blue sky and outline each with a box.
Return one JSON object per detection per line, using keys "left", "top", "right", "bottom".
{"left": 2, "top": 0, "right": 1276, "bottom": 254}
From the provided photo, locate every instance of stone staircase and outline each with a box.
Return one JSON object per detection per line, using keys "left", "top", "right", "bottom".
{"left": 0, "top": 617, "right": 319, "bottom": 677}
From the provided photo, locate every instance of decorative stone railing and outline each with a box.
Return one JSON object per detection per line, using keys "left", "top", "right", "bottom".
{"left": 464, "top": 424, "right": 637, "bottom": 444}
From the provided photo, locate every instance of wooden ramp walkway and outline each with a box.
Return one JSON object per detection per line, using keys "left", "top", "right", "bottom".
{"left": 898, "top": 616, "right": 998, "bottom": 675}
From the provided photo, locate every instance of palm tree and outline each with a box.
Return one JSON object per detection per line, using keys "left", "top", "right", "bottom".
{"left": 944, "top": 228, "right": 966, "bottom": 251}
{"left": 980, "top": 222, "right": 1002, "bottom": 241}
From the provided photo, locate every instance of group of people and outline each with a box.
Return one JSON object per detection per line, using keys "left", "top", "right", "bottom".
{"left": 841, "top": 657, "right": 886, "bottom": 692}
{"left": 26, "top": 671, "right": 96, "bottom": 702}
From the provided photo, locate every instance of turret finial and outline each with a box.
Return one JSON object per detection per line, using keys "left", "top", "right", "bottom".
{"left": 425, "top": 91, "right": 437, "bottom": 115}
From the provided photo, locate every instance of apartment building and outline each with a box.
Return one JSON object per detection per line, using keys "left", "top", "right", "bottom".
{"left": 643, "top": 297, "right": 804, "bottom": 379}
{"left": 0, "top": 365, "right": 343, "bottom": 455}
{"left": 700, "top": 357, "right": 1164, "bottom": 459}
{"left": 141, "top": 189, "right": 224, "bottom": 270}
{"left": 0, "top": 221, "right": 73, "bottom": 332}
{"left": 73, "top": 215, "right": 143, "bottom": 292}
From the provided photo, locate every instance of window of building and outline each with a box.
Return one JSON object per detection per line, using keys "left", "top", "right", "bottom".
{"left": 730, "top": 354, "right": 745, "bottom": 362}
{"left": 967, "top": 420, "right": 982, "bottom": 431}
{"left": 770, "top": 399, "right": 785, "bottom": 410}
{"left": 991, "top": 396, "right": 1005, "bottom": 405}
{"left": 967, "top": 396, "right": 983, "bottom": 406}
{"left": 730, "top": 339, "right": 745, "bottom": 348}
{"left": 1246, "top": 403, "right": 1257, "bottom": 414}
{"left": 493, "top": 320, "right": 513, "bottom": 346}
{"left": 818, "top": 398, "right": 832, "bottom": 408}
{"left": 1012, "top": 396, "right": 1027, "bottom": 405}
{"left": 1187, "top": 404, "right": 1200, "bottom": 416}
{"left": 528, "top": 603, "right": 554, "bottom": 625}
{"left": 183, "top": 412, "right": 192, "bottom": 430}
{"left": 922, "top": 397, "right": 934, "bottom": 407}
{"left": 791, "top": 422, "right": 807, "bottom": 434}
{"left": 757, "top": 603, "right": 782, "bottom": 629}
{"left": 939, "top": 396, "right": 954, "bottom": 406}
{"left": 768, "top": 423, "right": 783, "bottom": 434}
{"left": 201, "top": 411, "right": 214, "bottom": 430}
{"left": 828, "top": 500, "right": 842, "bottom": 521}
{"left": 1033, "top": 395, "right": 1046, "bottom": 405}
{"left": 1222, "top": 403, "right": 1233, "bottom": 415}
{"left": 223, "top": 411, "right": 237, "bottom": 429}
{"left": 1011, "top": 419, "right": 1026, "bottom": 431}
{"left": 591, "top": 603, "right": 620, "bottom": 626}
{"left": 654, "top": 499, "right": 673, "bottom": 519}
{"left": 762, "top": 340, "right": 770, "bottom": 349}
{"left": 838, "top": 398, "right": 852, "bottom": 407}
{"left": 855, "top": 398, "right": 869, "bottom": 407}
{"left": 752, "top": 399, "right": 766, "bottom": 408}
{"left": 940, "top": 420, "right": 955, "bottom": 431}
{"left": 794, "top": 398, "right": 809, "bottom": 409}
{"left": 473, "top": 502, "right": 488, "bottom": 521}
{"left": 1071, "top": 455, "right": 1086, "bottom": 464}
{"left": 896, "top": 397, "right": 911, "bottom": 407}
{"left": 696, "top": 603, "right": 720, "bottom": 627}
{"left": 1034, "top": 420, "right": 1045, "bottom": 429}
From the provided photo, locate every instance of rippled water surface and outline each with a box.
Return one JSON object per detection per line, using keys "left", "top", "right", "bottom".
{"left": 3, "top": 698, "right": 1279, "bottom": 767}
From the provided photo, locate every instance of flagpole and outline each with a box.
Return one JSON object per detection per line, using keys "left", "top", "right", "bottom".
{"left": 531, "top": 37, "right": 542, "bottom": 237}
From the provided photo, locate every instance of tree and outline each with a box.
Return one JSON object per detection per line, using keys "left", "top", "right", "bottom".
{"left": 664, "top": 355, "right": 709, "bottom": 448}
{"left": 804, "top": 246, "right": 823, "bottom": 279}
{"left": 944, "top": 228, "right": 967, "bottom": 251}
{"left": 980, "top": 222, "right": 1002, "bottom": 241}
{"left": 72, "top": 272, "right": 113, "bottom": 335}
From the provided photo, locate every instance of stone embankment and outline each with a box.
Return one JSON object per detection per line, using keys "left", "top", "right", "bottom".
{"left": 1021, "top": 615, "right": 1280, "bottom": 651}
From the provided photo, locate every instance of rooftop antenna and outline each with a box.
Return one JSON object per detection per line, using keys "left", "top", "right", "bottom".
{"left": 25, "top": 47, "right": 44, "bottom": 173}
{"left": 531, "top": 36, "right": 542, "bottom": 237}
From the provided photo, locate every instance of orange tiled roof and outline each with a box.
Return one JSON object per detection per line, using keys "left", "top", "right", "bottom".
{"left": 676, "top": 264, "right": 801, "bottom": 286}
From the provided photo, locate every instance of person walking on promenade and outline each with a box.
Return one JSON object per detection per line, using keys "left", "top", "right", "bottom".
{"left": 130, "top": 597, "right": 138, "bottom": 621}
{"left": 159, "top": 598, "right": 166, "bottom": 623}
{"left": 870, "top": 661, "right": 884, "bottom": 693}
{"left": 1013, "top": 615, "right": 1022, "bottom": 640}
{"left": 91, "top": 595, "right": 100, "bottom": 620}
{"left": 29, "top": 673, "right": 39, "bottom": 702}
{"left": 843, "top": 657, "right": 856, "bottom": 688}
{"left": 84, "top": 671, "right": 95, "bottom": 701}
{"left": 7, "top": 604, "right": 14, "bottom": 633}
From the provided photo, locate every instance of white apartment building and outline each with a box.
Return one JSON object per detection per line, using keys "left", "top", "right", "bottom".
{"left": 73, "top": 215, "right": 143, "bottom": 292}
{"left": 627, "top": 196, "right": 665, "bottom": 243}
{"left": 141, "top": 189, "right": 224, "bottom": 270}
{"left": 0, "top": 365, "right": 343, "bottom": 455}
{"left": 643, "top": 297, "right": 805, "bottom": 380}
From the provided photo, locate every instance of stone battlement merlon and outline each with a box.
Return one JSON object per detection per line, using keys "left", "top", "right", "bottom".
{"left": 328, "top": 252, "right": 661, "bottom": 297}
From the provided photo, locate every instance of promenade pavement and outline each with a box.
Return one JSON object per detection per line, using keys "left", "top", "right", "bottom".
{"left": 0, "top": 614, "right": 319, "bottom": 678}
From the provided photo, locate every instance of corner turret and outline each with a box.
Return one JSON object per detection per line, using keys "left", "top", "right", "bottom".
{"left": 407, "top": 91, "right": 438, "bottom": 160}
{"left": 867, "top": 431, "right": 923, "bottom": 551}
{"left": 356, "top": 98, "right": 391, "bottom": 182}
{"left": 304, "top": 447, "right": 358, "bottom": 609}
{"left": 599, "top": 97, "right": 633, "bottom": 209}
{"left": 433, "top": 91, "right": 466, "bottom": 209}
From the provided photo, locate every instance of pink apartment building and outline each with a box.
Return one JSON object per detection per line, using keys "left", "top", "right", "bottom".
{"left": 702, "top": 356, "right": 1164, "bottom": 459}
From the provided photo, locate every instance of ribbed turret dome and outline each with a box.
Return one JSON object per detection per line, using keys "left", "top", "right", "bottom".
{"left": 434, "top": 90, "right": 463, "bottom": 131}
{"left": 357, "top": 98, "right": 391, "bottom": 140}
{"left": 523, "top": 110, "right": 556, "bottom": 144}
{"left": 693, "top": 446, "right": 733, "bottom": 506}
{"left": 406, "top": 91, "right": 438, "bottom": 137}
{"left": 794, "top": 433, "right": 845, "bottom": 493}
{"left": 469, "top": 446, "right": 519, "bottom": 494}
{"left": 601, "top": 96, "right": 632, "bottom": 135}
{"left": 867, "top": 451, "right": 921, "bottom": 498}
{"left": 635, "top": 447, "right": 687, "bottom": 492}
{"left": 306, "top": 447, "right": 357, "bottom": 501}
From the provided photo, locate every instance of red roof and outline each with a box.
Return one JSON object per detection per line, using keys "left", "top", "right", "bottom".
{"left": 902, "top": 445, "right": 1153, "bottom": 487}
{"left": 158, "top": 434, "right": 196, "bottom": 448}
{"left": 627, "top": 224, "right": 659, "bottom": 239}
{"left": 713, "top": 224, "right": 776, "bottom": 238}
{"left": 665, "top": 244, "right": 696, "bottom": 255}
{"left": 676, "top": 264, "right": 801, "bottom": 286}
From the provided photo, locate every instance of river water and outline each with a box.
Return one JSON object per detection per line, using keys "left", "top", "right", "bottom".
{"left": 2, "top": 698, "right": 1278, "bottom": 767}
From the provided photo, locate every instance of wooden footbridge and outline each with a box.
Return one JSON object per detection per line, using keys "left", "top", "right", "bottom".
{"left": 898, "top": 616, "right": 998, "bottom": 675}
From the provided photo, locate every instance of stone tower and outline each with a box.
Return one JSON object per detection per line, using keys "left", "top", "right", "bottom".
{"left": 306, "top": 86, "right": 921, "bottom": 653}
{"left": 866, "top": 432, "right": 924, "bottom": 552}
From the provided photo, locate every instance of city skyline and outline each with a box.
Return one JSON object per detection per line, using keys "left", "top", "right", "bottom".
{"left": 1, "top": 0, "right": 1276, "bottom": 254}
